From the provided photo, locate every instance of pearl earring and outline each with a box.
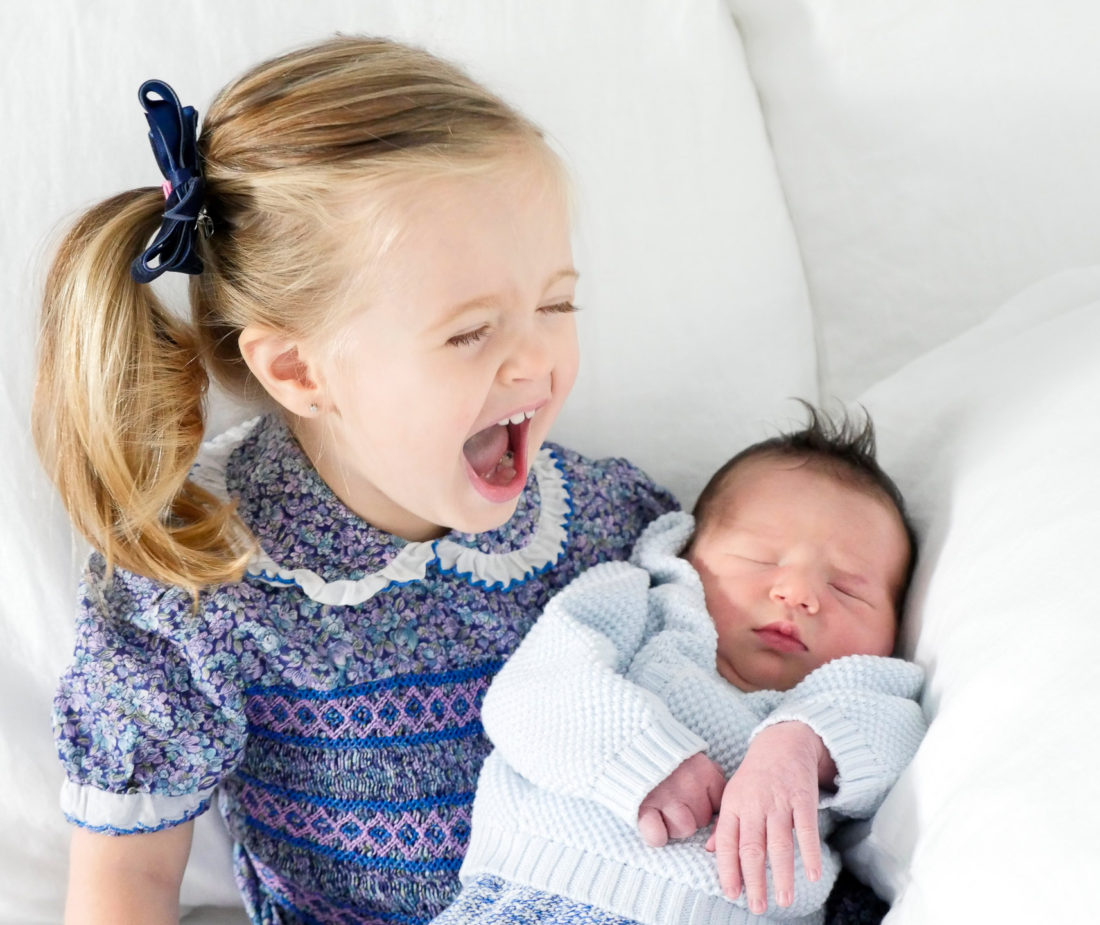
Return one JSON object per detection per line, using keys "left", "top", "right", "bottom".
{"left": 308, "top": 402, "right": 318, "bottom": 415}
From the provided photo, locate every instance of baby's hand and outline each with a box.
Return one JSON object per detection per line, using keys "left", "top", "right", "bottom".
{"left": 637, "top": 752, "right": 725, "bottom": 847}
{"left": 706, "top": 722, "right": 827, "bottom": 915}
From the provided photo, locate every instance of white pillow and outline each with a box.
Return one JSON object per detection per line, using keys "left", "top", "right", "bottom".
{"left": 841, "top": 268, "right": 1100, "bottom": 924}
{"left": 727, "top": 0, "right": 1100, "bottom": 398}
{"left": 1, "top": 2, "right": 812, "bottom": 922}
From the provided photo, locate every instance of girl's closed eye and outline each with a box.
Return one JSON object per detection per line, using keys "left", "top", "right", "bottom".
{"left": 539, "top": 300, "right": 578, "bottom": 316}
{"left": 447, "top": 325, "right": 490, "bottom": 347}
{"left": 448, "top": 303, "right": 575, "bottom": 347}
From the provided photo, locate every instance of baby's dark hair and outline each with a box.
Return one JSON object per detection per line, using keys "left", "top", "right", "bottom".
{"left": 691, "top": 401, "right": 918, "bottom": 604}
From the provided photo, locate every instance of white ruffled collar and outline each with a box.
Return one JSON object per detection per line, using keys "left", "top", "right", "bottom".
{"left": 191, "top": 416, "right": 572, "bottom": 606}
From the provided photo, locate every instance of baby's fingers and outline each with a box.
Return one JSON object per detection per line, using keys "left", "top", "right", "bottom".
{"left": 793, "top": 800, "right": 823, "bottom": 884}
{"left": 661, "top": 800, "right": 704, "bottom": 840}
{"left": 713, "top": 813, "right": 742, "bottom": 901}
{"left": 637, "top": 807, "right": 669, "bottom": 848}
{"left": 737, "top": 816, "right": 769, "bottom": 916}
{"left": 766, "top": 813, "right": 796, "bottom": 908}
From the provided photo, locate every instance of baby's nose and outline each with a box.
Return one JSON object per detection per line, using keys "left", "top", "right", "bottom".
{"left": 769, "top": 574, "right": 820, "bottom": 615}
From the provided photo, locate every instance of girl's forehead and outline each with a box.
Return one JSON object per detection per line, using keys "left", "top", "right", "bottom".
{"left": 333, "top": 150, "right": 570, "bottom": 269}
{"left": 397, "top": 151, "right": 569, "bottom": 220}
{"left": 325, "top": 153, "right": 575, "bottom": 336}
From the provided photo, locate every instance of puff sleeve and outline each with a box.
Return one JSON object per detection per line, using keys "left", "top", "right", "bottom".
{"left": 54, "top": 555, "right": 248, "bottom": 834}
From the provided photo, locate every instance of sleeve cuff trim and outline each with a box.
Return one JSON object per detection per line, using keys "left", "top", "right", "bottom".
{"left": 588, "top": 713, "right": 708, "bottom": 826}
{"left": 60, "top": 779, "right": 214, "bottom": 834}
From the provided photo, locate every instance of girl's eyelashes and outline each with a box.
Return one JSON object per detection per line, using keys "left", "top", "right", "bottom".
{"left": 539, "top": 300, "right": 578, "bottom": 315}
{"left": 447, "top": 325, "right": 489, "bottom": 347}
{"left": 446, "top": 303, "right": 577, "bottom": 347}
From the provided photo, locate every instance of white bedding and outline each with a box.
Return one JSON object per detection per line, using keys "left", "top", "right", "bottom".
{"left": 729, "top": 0, "right": 1100, "bottom": 397}
{"left": 850, "top": 269, "right": 1100, "bottom": 921}
{"left": 4, "top": 2, "right": 1100, "bottom": 923}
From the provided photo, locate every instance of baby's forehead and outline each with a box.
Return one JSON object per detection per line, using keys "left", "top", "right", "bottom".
{"left": 704, "top": 454, "right": 908, "bottom": 546}
{"left": 711, "top": 453, "right": 848, "bottom": 506}
{"left": 726, "top": 452, "right": 883, "bottom": 503}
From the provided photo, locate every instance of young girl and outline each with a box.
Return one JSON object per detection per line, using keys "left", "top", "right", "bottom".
{"left": 34, "top": 37, "right": 676, "bottom": 925}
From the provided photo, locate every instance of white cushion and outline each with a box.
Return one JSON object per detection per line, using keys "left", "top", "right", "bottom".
{"left": 842, "top": 267, "right": 1100, "bottom": 924}
{"left": 728, "top": 0, "right": 1100, "bottom": 397}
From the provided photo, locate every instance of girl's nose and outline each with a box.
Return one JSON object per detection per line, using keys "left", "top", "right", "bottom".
{"left": 769, "top": 572, "right": 820, "bottom": 615}
{"left": 501, "top": 321, "right": 554, "bottom": 383}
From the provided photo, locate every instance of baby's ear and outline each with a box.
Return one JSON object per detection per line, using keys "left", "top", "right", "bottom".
{"left": 237, "top": 325, "right": 323, "bottom": 416}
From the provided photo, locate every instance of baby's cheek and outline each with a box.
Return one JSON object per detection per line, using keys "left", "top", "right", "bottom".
{"left": 849, "top": 620, "right": 896, "bottom": 659}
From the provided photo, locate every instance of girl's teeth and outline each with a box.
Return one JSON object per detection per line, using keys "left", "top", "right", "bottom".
{"left": 496, "top": 410, "right": 536, "bottom": 427}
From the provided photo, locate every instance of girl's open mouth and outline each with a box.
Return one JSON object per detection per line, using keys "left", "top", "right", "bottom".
{"left": 462, "top": 410, "right": 534, "bottom": 501}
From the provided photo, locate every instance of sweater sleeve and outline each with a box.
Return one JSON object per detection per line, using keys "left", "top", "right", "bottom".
{"left": 481, "top": 554, "right": 708, "bottom": 828}
{"left": 753, "top": 654, "right": 926, "bottom": 819}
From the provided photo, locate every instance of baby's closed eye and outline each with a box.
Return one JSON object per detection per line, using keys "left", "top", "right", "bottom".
{"left": 829, "top": 581, "right": 863, "bottom": 600}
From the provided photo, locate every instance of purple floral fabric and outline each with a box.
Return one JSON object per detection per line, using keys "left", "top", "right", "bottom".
{"left": 55, "top": 414, "right": 676, "bottom": 924}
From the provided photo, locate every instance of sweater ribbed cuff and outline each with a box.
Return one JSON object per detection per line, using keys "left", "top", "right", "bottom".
{"left": 587, "top": 710, "right": 709, "bottom": 827}
{"left": 753, "top": 701, "right": 886, "bottom": 816}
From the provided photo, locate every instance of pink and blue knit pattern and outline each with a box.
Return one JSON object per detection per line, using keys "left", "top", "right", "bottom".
{"left": 249, "top": 853, "right": 425, "bottom": 925}
{"left": 236, "top": 772, "right": 471, "bottom": 866}
{"left": 239, "top": 666, "right": 491, "bottom": 860}
{"left": 222, "top": 665, "right": 499, "bottom": 923}
{"left": 246, "top": 666, "right": 489, "bottom": 749}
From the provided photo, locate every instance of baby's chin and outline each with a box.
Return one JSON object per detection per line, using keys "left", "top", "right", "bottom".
{"left": 719, "top": 657, "right": 811, "bottom": 693}
{"left": 716, "top": 657, "right": 767, "bottom": 693}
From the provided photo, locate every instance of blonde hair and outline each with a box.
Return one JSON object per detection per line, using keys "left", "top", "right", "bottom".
{"left": 33, "top": 35, "right": 556, "bottom": 594}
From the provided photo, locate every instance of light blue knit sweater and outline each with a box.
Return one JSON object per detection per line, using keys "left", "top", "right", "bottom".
{"left": 458, "top": 511, "right": 926, "bottom": 925}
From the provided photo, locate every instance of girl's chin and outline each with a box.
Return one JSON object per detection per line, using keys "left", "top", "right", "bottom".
{"left": 446, "top": 479, "right": 525, "bottom": 538}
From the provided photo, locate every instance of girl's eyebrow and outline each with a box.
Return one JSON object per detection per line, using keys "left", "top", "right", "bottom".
{"left": 545, "top": 267, "right": 580, "bottom": 288}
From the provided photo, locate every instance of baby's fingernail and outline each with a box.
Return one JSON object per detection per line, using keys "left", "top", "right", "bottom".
{"left": 777, "top": 890, "right": 792, "bottom": 907}
{"left": 751, "top": 899, "right": 767, "bottom": 915}
{"left": 807, "top": 868, "right": 821, "bottom": 882}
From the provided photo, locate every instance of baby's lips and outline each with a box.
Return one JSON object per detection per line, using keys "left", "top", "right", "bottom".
{"left": 753, "top": 622, "right": 807, "bottom": 652}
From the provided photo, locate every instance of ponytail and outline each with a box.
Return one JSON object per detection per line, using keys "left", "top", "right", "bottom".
{"left": 33, "top": 190, "right": 252, "bottom": 593}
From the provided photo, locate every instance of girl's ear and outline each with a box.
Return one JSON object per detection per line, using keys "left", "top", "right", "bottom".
{"left": 238, "top": 325, "right": 324, "bottom": 416}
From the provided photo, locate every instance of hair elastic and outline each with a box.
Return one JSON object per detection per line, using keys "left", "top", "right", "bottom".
{"left": 130, "top": 80, "right": 208, "bottom": 284}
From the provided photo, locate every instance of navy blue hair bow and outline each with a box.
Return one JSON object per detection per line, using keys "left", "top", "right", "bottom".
{"left": 130, "top": 80, "right": 207, "bottom": 284}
